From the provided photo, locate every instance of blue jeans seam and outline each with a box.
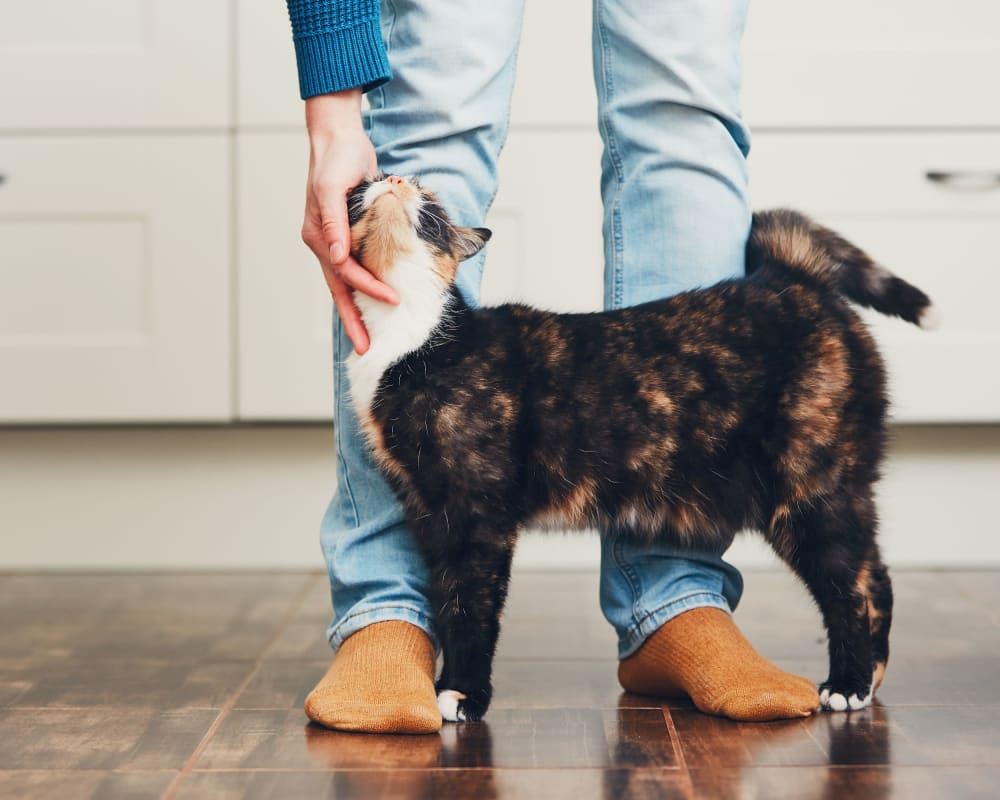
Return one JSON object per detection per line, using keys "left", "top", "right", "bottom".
{"left": 619, "top": 590, "right": 731, "bottom": 659}
{"left": 611, "top": 535, "right": 643, "bottom": 618}
{"left": 332, "top": 323, "right": 361, "bottom": 528}
{"left": 369, "top": 0, "right": 398, "bottom": 147}
{"left": 594, "top": 0, "right": 626, "bottom": 311}
{"left": 328, "top": 604, "right": 439, "bottom": 652}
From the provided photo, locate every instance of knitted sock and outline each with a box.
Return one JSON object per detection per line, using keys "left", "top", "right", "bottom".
{"left": 304, "top": 621, "right": 442, "bottom": 734}
{"left": 618, "top": 607, "right": 820, "bottom": 722}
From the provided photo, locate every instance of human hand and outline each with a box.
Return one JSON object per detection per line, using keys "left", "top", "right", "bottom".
{"left": 301, "top": 90, "right": 399, "bottom": 355}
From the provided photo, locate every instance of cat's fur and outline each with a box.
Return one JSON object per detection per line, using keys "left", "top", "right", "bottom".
{"left": 344, "top": 175, "right": 934, "bottom": 722}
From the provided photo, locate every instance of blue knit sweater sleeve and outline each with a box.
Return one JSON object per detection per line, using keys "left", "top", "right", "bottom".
{"left": 285, "top": 0, "right": 391, "bottom": 99}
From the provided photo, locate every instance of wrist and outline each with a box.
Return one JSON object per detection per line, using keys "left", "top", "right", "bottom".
{"left": 306, "top": 89, "right": 364, "bottom": 142}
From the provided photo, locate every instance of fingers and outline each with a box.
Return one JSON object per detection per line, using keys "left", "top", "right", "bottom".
{"left": 325, "top": 268, "right": 372, "bottom": 356}
{"left": 303, "top": 234, "right": 370, "bottom": 354}
{"left": 310, "top": 185, "right": 399, "bottom": 305}
{"left": 320, "top": 204, "right": 351, "bottom": 266}
{"left": 334, "top": 256, "right": 399, "bottom": 305}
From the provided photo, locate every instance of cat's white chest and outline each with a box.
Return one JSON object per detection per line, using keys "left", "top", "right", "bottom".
{"left": 344, "top": 259, "right": 450, "bottom": 419}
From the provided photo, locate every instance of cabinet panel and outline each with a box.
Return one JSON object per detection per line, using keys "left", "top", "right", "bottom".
{"left": 236, "top": 132, "right": 334, "bottom": 420}
{"left": 0, "top": 1, "right": 229, "bottom": 129}
{"left": 0, "top": 136, "right": 231, "bottom": 422}
{"left": 743, "top": 2, "right": 1000, "bottom": 127}
{"left": 749, "top": 133, "right": 1000, "bottom": 422}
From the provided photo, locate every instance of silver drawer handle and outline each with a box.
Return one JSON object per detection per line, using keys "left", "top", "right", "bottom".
{"left": 925, "top": 170, "right": 1000, "bottom": 191}
{"left": 0, "top": 174, "right": 6, "bottom": 187}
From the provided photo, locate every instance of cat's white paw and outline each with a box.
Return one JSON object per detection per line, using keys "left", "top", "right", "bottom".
{"left": 437, "top": 689, "right": 467, "bottom": 722}
{"left": 821, "top": 686, "right": 873, "bottom": 712}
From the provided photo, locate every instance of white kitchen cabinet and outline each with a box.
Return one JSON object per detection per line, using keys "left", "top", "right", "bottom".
{"left": 236, "top": 132, "right": 334, "bottom": 420}
{"left": 1, "top": 1, "right": 995, "bottom": 425}
{"left": 0, "top": 1, "right": 230, "bottom": 129}
{"left": 0, "top": 136, "right": 231, "bottom": 422}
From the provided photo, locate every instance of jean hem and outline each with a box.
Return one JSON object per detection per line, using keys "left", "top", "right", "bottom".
{"left": 327, "top": 605, "right": 439, "bottom": 654}
{"left": 617, "top": 590, "right": 731, "bottom": 660}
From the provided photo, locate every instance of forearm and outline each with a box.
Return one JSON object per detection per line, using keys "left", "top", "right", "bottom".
{"left": 286, "top": 0, "right": 391, "bottom": 99}
{"left": 306, "top": 89, "right": 364, "bottom": 143}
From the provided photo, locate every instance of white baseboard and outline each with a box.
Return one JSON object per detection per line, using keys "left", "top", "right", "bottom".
{"left": 1, "top": 425, "right": 997, "bottom": 569}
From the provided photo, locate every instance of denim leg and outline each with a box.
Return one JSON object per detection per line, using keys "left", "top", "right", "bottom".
{"left": 592, "top": 0, "right": 752, "bottom": 658}
{"left": 322, "top": 0, "right": 525, "bottom": 652}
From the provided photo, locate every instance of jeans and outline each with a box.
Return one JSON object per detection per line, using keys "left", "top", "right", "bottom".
{"left": 321, "top": 0, "right": 750, "bottom": 660}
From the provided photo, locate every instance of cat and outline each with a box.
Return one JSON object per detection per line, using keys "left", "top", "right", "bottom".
{"left": 344, "top": 173, "right": 934, "bottom": 723}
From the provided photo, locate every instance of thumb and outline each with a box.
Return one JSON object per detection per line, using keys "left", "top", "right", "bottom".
{"left": 319, "top": 194, "right": 351, "bottom": 266}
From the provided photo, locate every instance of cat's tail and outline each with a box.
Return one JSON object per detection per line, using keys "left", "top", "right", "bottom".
{"left": 745, "top": 209, "right": 938, "bottom": 328}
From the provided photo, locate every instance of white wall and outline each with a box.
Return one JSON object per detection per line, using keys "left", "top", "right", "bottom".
{"left": 1, "top": 425, "right": 998, "bottom": 570}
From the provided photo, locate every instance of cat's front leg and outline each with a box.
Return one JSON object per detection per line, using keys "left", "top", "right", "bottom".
{"left": 422, "top": 517, "right": 517, "bottom": 723}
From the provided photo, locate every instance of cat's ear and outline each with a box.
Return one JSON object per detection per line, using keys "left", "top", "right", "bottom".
{"left": 454, "top": 227, "right": 492, "bottom": 260}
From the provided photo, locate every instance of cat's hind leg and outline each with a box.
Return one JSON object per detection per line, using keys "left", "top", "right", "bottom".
{"left": 765, "top": 490, "right": 880, "bottom": 712}
{"left": 864, "top": 553, "right": 893, "bottom": 692}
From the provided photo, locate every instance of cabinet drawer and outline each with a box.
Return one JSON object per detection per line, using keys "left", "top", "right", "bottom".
{"left": 743, "top": 2, "right": 1000, "bottom": 127}
{"left": 749, "top": 133, "right": 1000, "bottom": 422}
{"left": 0, "top": 1, "right": 229, "bottom": 129}
{"left": 236, "top": 132, "right": 333, "bottom": 420}
{"left": 0, "top": 136, "right": 231, "bottom": 422}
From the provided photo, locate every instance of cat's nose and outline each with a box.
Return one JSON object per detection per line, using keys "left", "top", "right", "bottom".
{"left": 386, "top": 175, "right": 405, "bottom": 185}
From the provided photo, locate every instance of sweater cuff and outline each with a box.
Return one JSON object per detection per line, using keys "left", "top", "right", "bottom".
{"left": 293, "top": 18, "right": 391, "bottom": 99}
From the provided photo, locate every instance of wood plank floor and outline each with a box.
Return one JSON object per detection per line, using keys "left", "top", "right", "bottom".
{"left": 1, "top": 569, "right": 998, "bottom": 799}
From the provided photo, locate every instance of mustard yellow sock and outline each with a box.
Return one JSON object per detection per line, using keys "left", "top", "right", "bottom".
{"left": 304, "top": 621, "right": 442, "bottom": 734}
{"left": 618, "top": 607, "right": 820, "bottom": 722}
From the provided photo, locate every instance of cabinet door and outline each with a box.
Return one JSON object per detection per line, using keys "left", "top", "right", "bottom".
{"left": 0, "top": 1, "right": 229, "bottom": 129}
{"left": 236, "top": 132, "right": 334, "bottom": 420}
{"left": 749, "top": 133, "right": 1000, "bottom": 422}
{"left": 0, "top": 136, "right": 231, "bottom": 422}
{"left": 743, "top": 2, "right": 1000, "bottom": 127}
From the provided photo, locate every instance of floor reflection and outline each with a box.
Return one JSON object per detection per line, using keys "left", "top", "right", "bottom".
{"left": 301, "top": 700, "right": 895, "bottom": 799}
{"left": 303, "top": 718, "right": 498, "bottom": 799}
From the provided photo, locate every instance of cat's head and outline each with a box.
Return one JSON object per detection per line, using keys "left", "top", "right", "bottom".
{"left": 347, "top": 175, "right": 491, "bottom": 290}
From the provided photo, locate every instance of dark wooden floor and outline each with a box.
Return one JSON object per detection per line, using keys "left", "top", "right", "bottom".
{"left": 1, "top": 569, "right": 998, "bottom": 799}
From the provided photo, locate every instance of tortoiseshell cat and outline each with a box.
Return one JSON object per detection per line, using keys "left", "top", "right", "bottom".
{"left": 345, "top": 174, "right": 934, "bottom": 723}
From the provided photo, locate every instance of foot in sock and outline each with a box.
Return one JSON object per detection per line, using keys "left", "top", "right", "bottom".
{"left": 304, "top": 621, "right": 442, "bottom": 734}
{"left": 617, "top": 607, "right": 820, "bottom": 721}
